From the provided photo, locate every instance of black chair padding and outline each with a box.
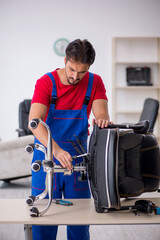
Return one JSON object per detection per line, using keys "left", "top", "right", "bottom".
{"left": 89, "top": 126, "right": 120, "bottom": 212}
{"left": 118, "top": 131, "right": 160, "bottom": 197}
{"left": 18, "top": 99, "right": 32, "bottom": 137}
{"left": 139, "top": 98, "right": 159, "bottom": 133}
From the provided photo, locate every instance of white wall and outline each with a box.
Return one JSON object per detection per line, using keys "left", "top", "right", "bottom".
{"left": 0, "top": 0, "right": 160, "bottom": 140}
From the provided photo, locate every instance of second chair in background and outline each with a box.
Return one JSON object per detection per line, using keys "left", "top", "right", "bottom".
{"left": 139, "top": 98, "right": 159, "bottom": 133}
{"left": 16, "top": 99, "right": 32, "bottom": 137}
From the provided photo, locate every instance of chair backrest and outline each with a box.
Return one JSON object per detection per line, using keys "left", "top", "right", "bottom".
{"left": 139, "top": 98, "right": 159, "bottom": 133}
{"left": 18, "top": 99, "right": 32, "bottom": 136}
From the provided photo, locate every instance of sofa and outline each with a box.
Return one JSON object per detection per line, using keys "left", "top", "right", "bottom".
{"left": 0, "top": 135, "right": 34, "bottom": 181}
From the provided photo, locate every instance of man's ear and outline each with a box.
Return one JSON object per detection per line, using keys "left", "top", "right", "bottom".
{"left": 64, "top": 56, "right": 67, "bottom": 65}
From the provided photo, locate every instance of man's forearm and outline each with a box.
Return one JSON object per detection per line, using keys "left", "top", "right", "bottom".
{"left": 92, "top": 99, "right": 111, "bottom": 128}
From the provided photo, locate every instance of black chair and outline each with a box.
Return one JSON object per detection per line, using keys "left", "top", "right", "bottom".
{"left": 139, "top": 98, "right": 159, "bottom": 133}
{"left": 16, "top": 99, "right": 32, "bottom": 137}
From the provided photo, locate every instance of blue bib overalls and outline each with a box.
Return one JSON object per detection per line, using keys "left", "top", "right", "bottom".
{"left": 32, "top": 72, "right": 94, "bottom": 240}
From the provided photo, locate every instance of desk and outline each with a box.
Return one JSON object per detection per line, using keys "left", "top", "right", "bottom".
{"left": 0, "top": 198, "right": 160, "bottom": 239}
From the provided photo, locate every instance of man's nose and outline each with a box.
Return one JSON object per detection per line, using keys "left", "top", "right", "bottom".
{"left": 73, "top": 72, "right": 78, "bottom": 79}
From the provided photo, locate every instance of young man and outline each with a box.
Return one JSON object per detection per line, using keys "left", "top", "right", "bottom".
{"left": 29, "top": 39, "right": 111, "bottom": 240}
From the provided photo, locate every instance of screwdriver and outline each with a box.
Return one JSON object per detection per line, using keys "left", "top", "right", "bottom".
{"left": 53, "top": 199, "right": 73, "bottom": 206}
{"left": 72, "top": 153, "right": 90, "bottom": 159}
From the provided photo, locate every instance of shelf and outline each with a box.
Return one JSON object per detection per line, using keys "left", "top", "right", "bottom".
{"left": 115, "top": 111, "right": 140, "bottom": 114}
{"left": 115, "top": 62, "right": 160, "bottom": 65}
{"left": 114, "top": 37, "right": 159, "bottom": 63}
{"left": 112, "top": 37, "right": 160, "bottom": 138}
{"left": 115, "top": 86, "right": 160, "bottom": 90}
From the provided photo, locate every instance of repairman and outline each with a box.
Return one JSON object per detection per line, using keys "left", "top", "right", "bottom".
{"left": 29, "top": 39, "right": 112, "bottom": 240}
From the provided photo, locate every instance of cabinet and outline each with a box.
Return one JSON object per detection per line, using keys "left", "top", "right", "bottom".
{"left": 112, "top": 37, "right": 160, "bottom": 138}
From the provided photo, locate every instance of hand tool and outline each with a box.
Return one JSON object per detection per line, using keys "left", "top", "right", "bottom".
{"left": 53, "top": 199, "right": 73, "bottom": 206}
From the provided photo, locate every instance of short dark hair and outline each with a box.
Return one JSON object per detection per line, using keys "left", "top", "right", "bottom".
{"left": 65, "top": 39, "right": 95, "bottom": 66}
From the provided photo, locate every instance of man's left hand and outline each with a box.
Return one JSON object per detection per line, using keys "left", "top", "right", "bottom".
{"left": 92, "top": 118, "right": 113, "bottom": 128}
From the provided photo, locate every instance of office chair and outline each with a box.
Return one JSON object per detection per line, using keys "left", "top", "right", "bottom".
{"left": 139, "top": 98, "right": 159, "bottom": 133}
{"left": 16, "top": 99, "right": 32, "bottom": 137}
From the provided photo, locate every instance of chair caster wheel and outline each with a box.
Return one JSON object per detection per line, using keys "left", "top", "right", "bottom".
{"left": 31, "top": 160, "right": 42, "bottom": 172}
{"left": 26, "top": 195, "right": 35, "bottom": 206}
{"left": 30, "top": 207, "right": 39, "bottom": 217}
{"left": 25, "top": 144, "right": 35, "bottom": 154}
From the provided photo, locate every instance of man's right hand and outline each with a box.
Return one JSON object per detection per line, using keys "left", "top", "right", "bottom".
{"left": 52, "top": 142, "right": 73, "bottom": 170}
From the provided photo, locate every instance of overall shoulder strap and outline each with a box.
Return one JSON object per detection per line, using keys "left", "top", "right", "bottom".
{"left": 83, "top": 72, "right": 94, "bottom": 106}
{"left": 45, "top": 72, "right": 57, "bottom": 105}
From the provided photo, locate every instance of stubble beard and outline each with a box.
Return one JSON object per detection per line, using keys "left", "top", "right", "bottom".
{"left": 67, "top": 77, "right": 81, "bottom": 85}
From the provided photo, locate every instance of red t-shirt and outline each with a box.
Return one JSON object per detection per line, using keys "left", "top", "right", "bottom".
{"left": 32, "top": 69, "right": 108, "bottom": 121}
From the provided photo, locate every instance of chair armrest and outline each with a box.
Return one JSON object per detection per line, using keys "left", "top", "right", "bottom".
{"left": 16, "top": 128, "right": 26, "bottom": 137}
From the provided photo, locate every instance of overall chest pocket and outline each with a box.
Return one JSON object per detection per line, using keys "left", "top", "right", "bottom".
{"left": 50, "top": 109, "right": 88, "bottom": 142}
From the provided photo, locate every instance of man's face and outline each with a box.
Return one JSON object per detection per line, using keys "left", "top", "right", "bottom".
{"left": 64, "top": 58, "right": 90, "bottom": 85}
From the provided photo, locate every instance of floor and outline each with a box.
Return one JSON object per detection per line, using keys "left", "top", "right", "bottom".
{"left": 0, "top": 177, "right": 160, "bottom": 240}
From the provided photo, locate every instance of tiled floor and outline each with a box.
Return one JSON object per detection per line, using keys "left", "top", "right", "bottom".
{"left": 0, "top": 177, "right": 160, "bottom": 240}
